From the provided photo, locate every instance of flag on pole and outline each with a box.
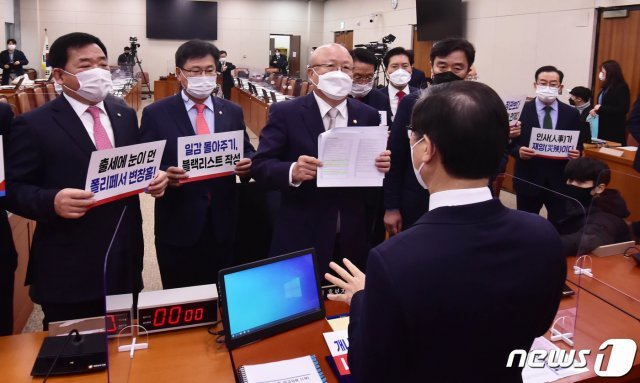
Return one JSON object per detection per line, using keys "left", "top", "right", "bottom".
{"left": 42, "top": 29, "right": 51, "bottom": 77}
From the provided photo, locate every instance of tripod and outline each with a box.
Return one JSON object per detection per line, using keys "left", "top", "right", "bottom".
{"left": 131, "top": 50, "right": 151, "bottom": 99}
{"left": 373, "top": 56, "right": 388, "bottom": 88}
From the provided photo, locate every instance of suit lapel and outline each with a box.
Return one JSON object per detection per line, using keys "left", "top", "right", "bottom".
{"left": 168, "top": 93, "right": 196, "bottom": 137}
{"left": 301, "top": 93, "right": 326, "bottom": 147}
{"left": 212, "top": 96, "right": 228, "bottom": 133}
{"left": 346, "top": 98, "right": 362, "bottom": 126}
{"left": 51, "top": 96, "right": 96, "bottom": 157}
{"left": 104, "top": 100, "right": 130, "bottom": 147}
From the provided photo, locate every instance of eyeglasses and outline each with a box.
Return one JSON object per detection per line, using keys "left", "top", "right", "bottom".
{"left": 353, "top": 75, "right": 375, "bottom": 84}
{"left": 311, "top": 63, "right": 353, "bottom": 75}
{"left": 181, "top": 67, "right": 217, "bottom": 76}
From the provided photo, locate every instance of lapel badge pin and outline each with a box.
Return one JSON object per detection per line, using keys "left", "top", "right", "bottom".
{"left": 219, "top": 110, "right": 223, "bottom": 115}
{"left": 353, "top": 119, "right": 357, "bottom": 124}
{"left": 117, "top": 112, "right": 122, "bottom": 117}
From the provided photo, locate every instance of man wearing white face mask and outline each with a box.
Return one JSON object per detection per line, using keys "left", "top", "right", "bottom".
{"left": 0, "top": 38, "right": 29, "bottom": 85}
{"left": 349, "top": 48, "right": 387, "bottom": 114}
{"left": 5, "top": 32, "right": 168, "bottom": 329}
{"left": 252, "top": 43, "right": 391, "bottom": 276}
{"left": 377, "top": 47, "right": 418, "bottom": 126}
{"left": 140, "top": 40, "right": 255, "bottom": 289}
{"left": 509, "top": 65, "right": 581, "bottom": 227}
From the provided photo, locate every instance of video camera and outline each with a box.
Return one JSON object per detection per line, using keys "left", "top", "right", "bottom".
{"left": 129, "top": 36, "right": 140, "bottom": 55}
{"left": 354, "top": 34, "right": 396, "bottom": 59}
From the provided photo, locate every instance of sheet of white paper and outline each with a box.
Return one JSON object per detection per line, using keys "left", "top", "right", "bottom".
{"left": 501, "top": 94, "right": 527, "bottom": 125}
{"left": 618, "top": 146, "right": 638, "bottom": 152}
{"left": 317, "top": 126, "right": 388, "bottom": 187}
{"left": 522, "top": 337, "right": 590, "bottom": 383}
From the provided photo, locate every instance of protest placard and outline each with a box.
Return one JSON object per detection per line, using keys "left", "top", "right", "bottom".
{"left": 177, "top": 131, "right": 244, "bottom": 183}
{"left": 528, "top": 128, "right": 580, "bottom": 159}
{"left": 84, "top": 140, "right": 166, "bottom": 205}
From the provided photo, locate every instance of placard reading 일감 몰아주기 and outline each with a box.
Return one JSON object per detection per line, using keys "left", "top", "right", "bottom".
{"left": 84, "top": 140, "right": 166, "bottom": 205}
{"left": 0, "top": 137, "right": 4, "bottom": 197}
{"left": 177, "top": 130, "right": 244, "bottom": 183}
{"left": 528, "top": 128, "right": 580, "bottom": 159}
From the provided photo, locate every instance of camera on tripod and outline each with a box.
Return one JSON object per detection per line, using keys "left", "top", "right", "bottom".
{"left": 129, "top": 36, "right": 140, "bottom": 55}
{"left": 354, "top": 34, "right": 396, "bottom": 59}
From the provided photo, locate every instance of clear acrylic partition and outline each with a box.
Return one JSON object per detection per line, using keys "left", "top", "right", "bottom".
{"left": 500, "top": 173, "right": 586, "bottom": 348}
{"left": 573, "top": 168, "right": 640, "bottom": 321}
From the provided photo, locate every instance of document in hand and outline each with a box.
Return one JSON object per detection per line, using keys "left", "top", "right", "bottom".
{"left": 317, "top": 126, "right": 388, "bottom": 187}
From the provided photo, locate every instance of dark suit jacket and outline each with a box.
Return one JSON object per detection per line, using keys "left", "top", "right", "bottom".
{"left": 0, "top": 102, "right": 17, "bottom": 274}
{"left": 376, "top": 85, "right": 419, "bottom": 127}
{"left": 140, "top": 93, "right": 255, "bottom": 251}
{"left": 509, "top": 100, "right": 582, "bottom": 196}
{"left": 270, "top": 55, "right": 288, "bottom": 75}
{"left": 5, "top": 95, "right": 144, "bottom": 303}
{"left": 596, "top": 83, "right": 630, "bottom": 144}
{"left": 409, "top": 68, "right": 427, "bottom": 88}
{"left": 252, "top": 93, "right": 380, "bottom": 274}
{"left": 383, "top": 92, "right": 429, "bottom": 227}
{"left": 0, "top": 49, "right": 29, "bottom": 82}
{"left": 348, "top": 199, "right": 566, "bottom": 383}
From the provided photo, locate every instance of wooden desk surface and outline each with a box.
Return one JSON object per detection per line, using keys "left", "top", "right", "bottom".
{"left": 0, "top": 326, "right": 235, "bottom": 382}
{"left": 567, "top": 254, "right": 640, "bottom": 320}
{"left": 554, "top": 291, "right": 640, "bottom": 383}
{"left": 583, "top": 147, "right": 636, "bottom": 167}
{"left": 230, "top": 300, "right": 349, "bottom": 383}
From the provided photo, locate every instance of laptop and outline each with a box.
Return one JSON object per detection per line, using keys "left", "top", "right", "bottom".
{"left": 218, "top": 249, "right": 325, "bottom": 349}
{"left": 591, "top": 241, "right": 636, "bottom": 257}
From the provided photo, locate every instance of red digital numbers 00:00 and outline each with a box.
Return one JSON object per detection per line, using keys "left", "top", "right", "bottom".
{"left": 152, "top": 306, "right": 205, "bottom": 327}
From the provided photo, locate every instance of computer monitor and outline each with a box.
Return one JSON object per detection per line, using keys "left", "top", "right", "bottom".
{"left": 270, "top": 91, "right": 277, "bottom": 103}
{"left": 237, "top": 78, "right": 243, "bottom": 88}
{"left": 218, "top": 249, "right": 325, "bottom": 349}
{"left": 262, "top": 88, "right": 270, "bottom": 102}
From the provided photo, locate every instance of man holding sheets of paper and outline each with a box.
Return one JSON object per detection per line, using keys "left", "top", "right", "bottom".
{"left": 252, "top": 43, "right": 391, "bottom": 276}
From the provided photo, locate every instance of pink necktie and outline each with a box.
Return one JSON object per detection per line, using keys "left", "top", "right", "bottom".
{"left": 195, "top": 104, "right": 210, "bottom": 135}
{"left": 87, "top": 106, "right": 113, "bottom": 150}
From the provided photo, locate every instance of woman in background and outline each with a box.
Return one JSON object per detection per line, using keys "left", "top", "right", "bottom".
{"left": 590, "top": 60, "right": 630, "bottom": 144}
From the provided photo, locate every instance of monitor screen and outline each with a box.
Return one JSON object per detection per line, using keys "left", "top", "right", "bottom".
{"left": 146, "top": 0, "right": 218, "bottom": 40}
{"left": 219, "top": 249, "right": 324, "bottom": 349}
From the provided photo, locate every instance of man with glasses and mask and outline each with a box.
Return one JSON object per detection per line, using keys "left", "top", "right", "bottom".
{"left": 325, "top": 81, "right": 565, "bottom": 382}
{"left": 509, "top": 66, "right": 581, "bottom": 226}
{"left": 140, "top": 40, "right": 254, "bottom": 288}
{"left": 252, "top": 43, "right": 391, "bottom": 275}
{"left": 5, "top": 32, "right": 168, "bottom": 328}
{"left": 349, "top": 48, "right": 388, "bottom": 116}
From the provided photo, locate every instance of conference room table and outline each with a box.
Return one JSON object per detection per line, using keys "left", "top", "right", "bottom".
{"left": 2, "top": 275, "right": 639, "bottom": 382}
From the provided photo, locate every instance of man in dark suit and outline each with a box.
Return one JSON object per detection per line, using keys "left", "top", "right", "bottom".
{"left": 569, "top": 86, "right": 593, "bottom": 144}
{"left": 407, "top": 50, "right": 427, "bottom": 89}
{"left": 326, "top": 81, "right": 566, "bottom": 382}
{"left": 1, "top": 39, "right": 29, "bottom": 85}
{"left": 117, "top": 46, "right": 134, "bottom": 76}
{"left": 383, "top": 38, "right": 475, "bottom": 235}
{"left": 5, "top": 32, "right": 168, "bottom": 329}
{"left": 140, "top": 40, "right": 255, "bottom": 289}
{"left": 216, "top": 50, "right": 236, "bottom": 100}
{"left": 0, "top": 102, "right": 17, "bottom": 335}
{"left": 349, "top": 48, "right": 387, "bottom": 115}
{"left": 269, "top": 49, "right": 288, "bottom": 75}
{"left": 510, "top": 66, "right": 581, "bottom": 226}
{"left": 252, "top": 43, "right": 391, "bottom": 275}
{"left": 377, "top": 47, "right": 419, "bottom": 126}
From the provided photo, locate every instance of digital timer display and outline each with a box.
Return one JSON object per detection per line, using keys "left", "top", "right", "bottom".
{"left": 105, "top": 311, "right": 132, "bottom": 338}
{"left": 138, "top": 300, "right": 217, "bottom": 333}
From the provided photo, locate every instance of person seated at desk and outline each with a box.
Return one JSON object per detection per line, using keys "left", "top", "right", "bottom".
{"left": 557, "top": 157, "right": 631, "bottom": 257}
{"left": 269, "top": 49, "right": 288, "bottom": 75}
{"left": 628, "top": 94, "right": 640, "bottom": 239}
{"left": 326, "top": 81, "right": 566, "bottom": 383}
{"left": 569, "top": 86, "right": 594, "bottom": 144}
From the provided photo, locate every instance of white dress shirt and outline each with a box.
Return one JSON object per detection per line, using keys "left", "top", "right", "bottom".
{"left": 288, "top": 93, "right": 348, "bottom": 186}
{"left": 428, "top": 187, "right": 493, "bottom": 211}
{"left": 63, "top": 92, "right": 115, "bottom": 147}
{"left": 181, "top": 90, "right": 216, "bottom": 133}
{"left": 388, "top": 84, "right": 410, "bottom": 121}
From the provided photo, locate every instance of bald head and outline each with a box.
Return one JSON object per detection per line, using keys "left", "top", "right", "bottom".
{"left": 308, "top": 43, "right": 352, "bottom": 67}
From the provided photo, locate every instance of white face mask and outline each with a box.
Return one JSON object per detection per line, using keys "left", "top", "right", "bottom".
{"left": 311, "top": 69, "right": 353, "bottom": 101}
{"left": 220, "top": 57, "right": 227, "bottom": 63}
{"left": 350, "top": 81, "right": 374, "bottom": 98}
{"left": 182, "top": 73, "right": 217, "bottom": 99}
{"left": 410, "top": 137, "right": 428, "bottom": 189}
{"left": 598, "top": 72, "right": 606, "bottom": 81}
{"left": 7, "top": 44, "right": 16, "bottom": 51}
{"left": 536, "top": 85, "right": 559, "bottom": 104}
{"left": 388, "top": 68, "right": 411, "bottom": 87}
{"left": 63, "top": 68, "right": 113, "bottom": 103}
